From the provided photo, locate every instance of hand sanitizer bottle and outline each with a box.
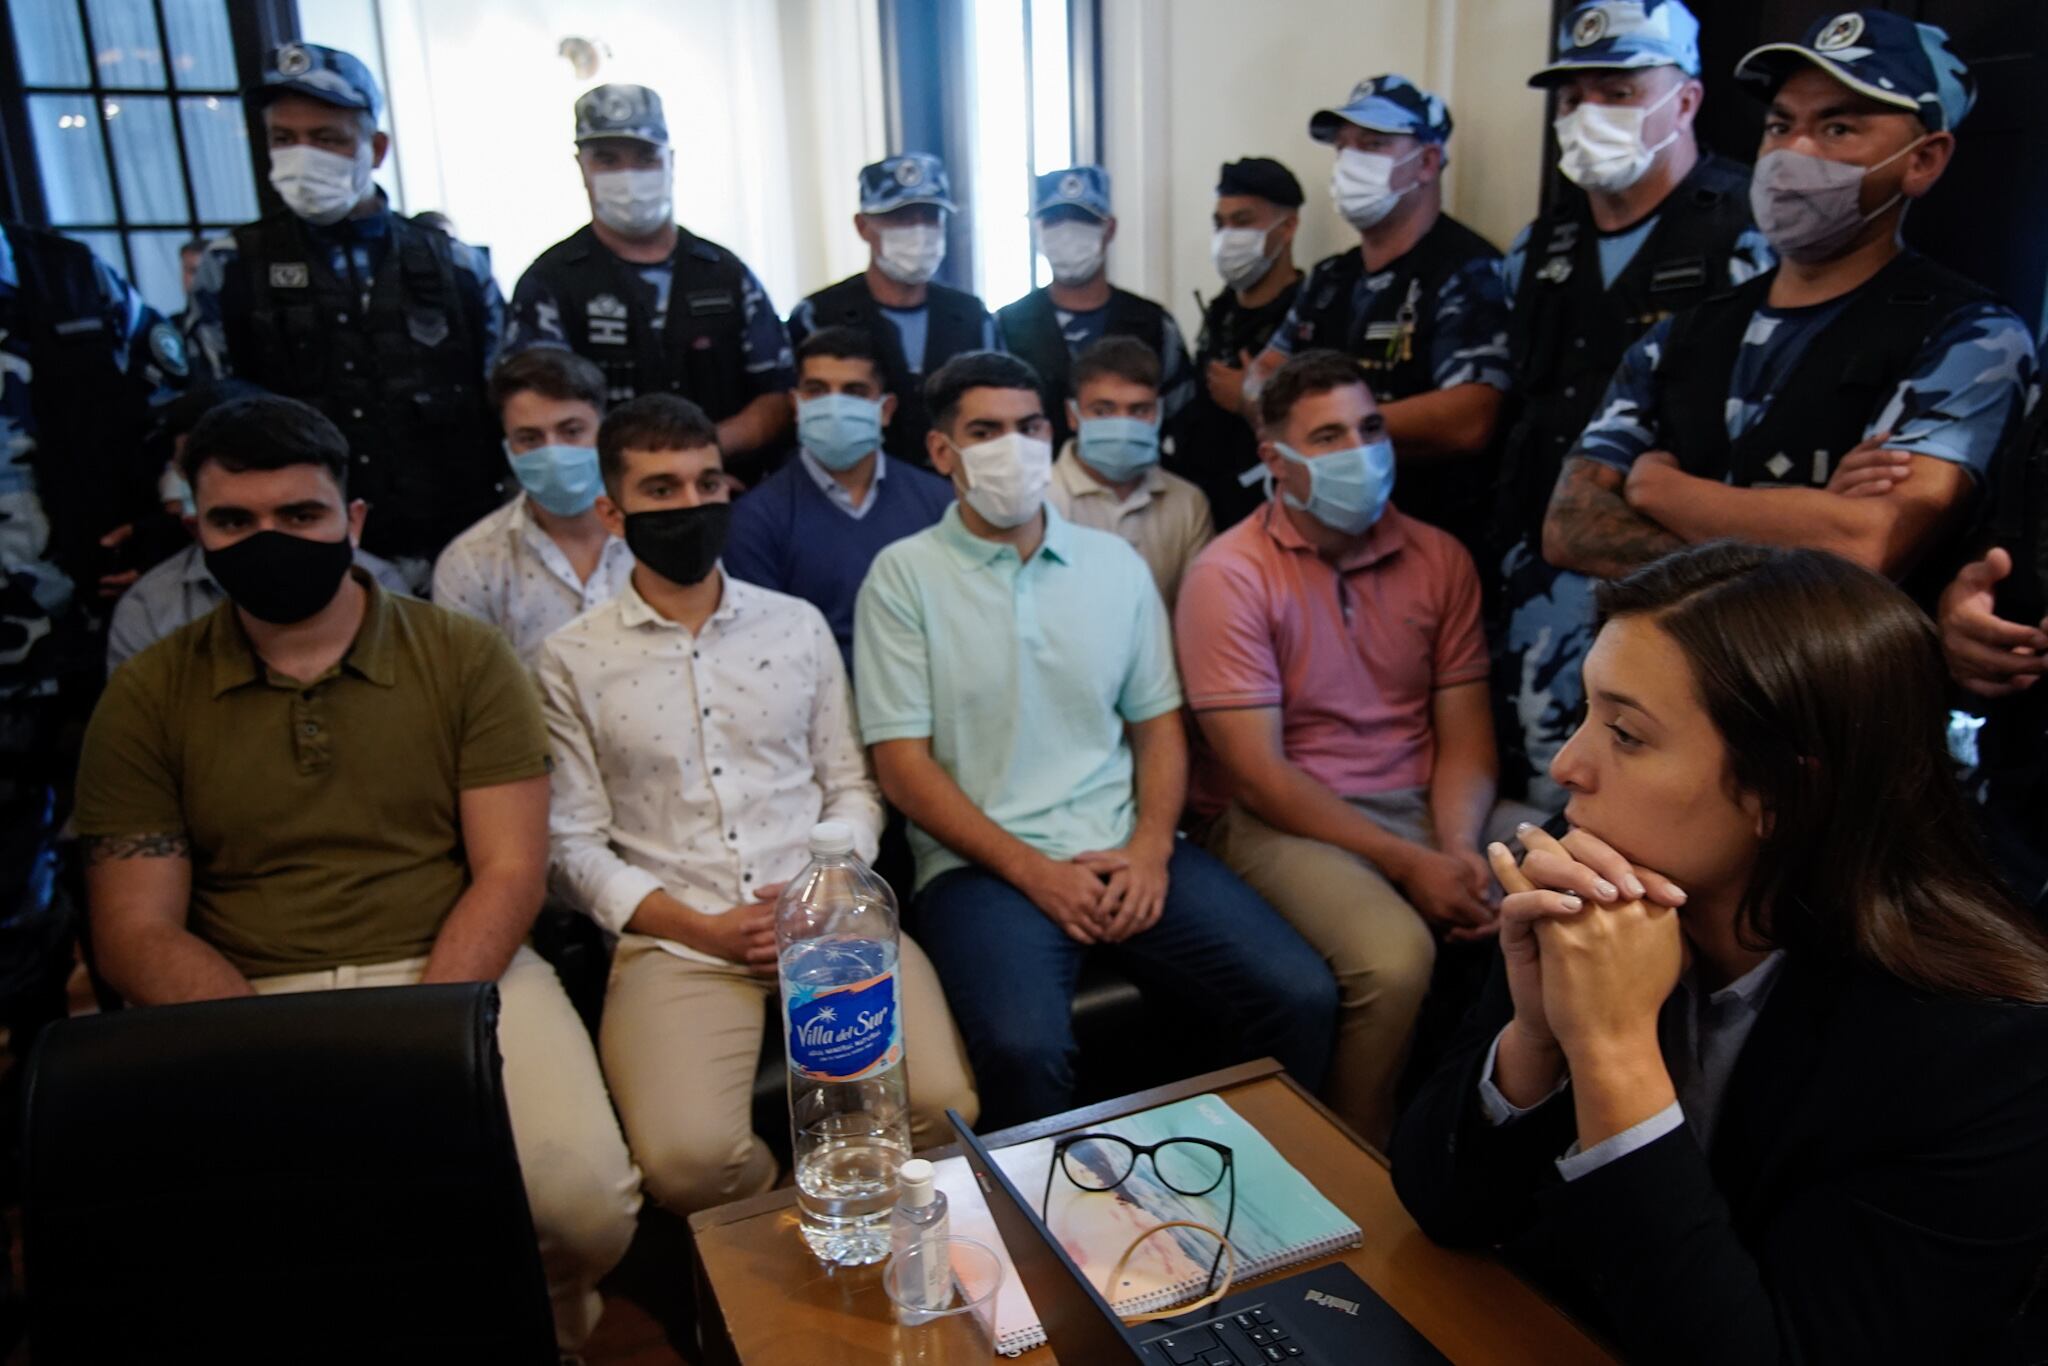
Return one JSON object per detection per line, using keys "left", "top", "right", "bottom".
{"left": 889, "top": 1157, "right": 952, "bottom": 1310}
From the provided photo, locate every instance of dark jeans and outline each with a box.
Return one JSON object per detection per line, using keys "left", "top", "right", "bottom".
{"left": 910, "top": 840, "right": 1337, "bottom": 1128}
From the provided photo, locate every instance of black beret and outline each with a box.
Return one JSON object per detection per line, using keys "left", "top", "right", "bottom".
{"left": 1215, "top": 157, "right": 1304, "bottom": 209}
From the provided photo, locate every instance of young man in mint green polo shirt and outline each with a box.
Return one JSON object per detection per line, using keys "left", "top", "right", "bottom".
{"left": 852, "top": 350, "right": 1336, "bottom": 1128}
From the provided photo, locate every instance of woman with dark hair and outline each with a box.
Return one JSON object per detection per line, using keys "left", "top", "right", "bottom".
{"left": 1391, "top": 541, "right": 2048, "bottom": 1365}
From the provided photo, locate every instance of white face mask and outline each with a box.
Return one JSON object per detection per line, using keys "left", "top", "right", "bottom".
{"left": 1038, "top": 220, "right": 1108, "bottom": 286}
{"left": 591, "top": 165, "right": 673, "bottom": 237}
{"left": 875, "top": 222, "right": 947, "bottom": 285}
{"left": 952, "top": 431, "right": 1053, "bottom": 528}
{"left": 268, "top": 144, "right": 374, "bottom": 227}
{"left": 1211, "top": 223, "right": 1280, "bottom": 291}
{"left": 1331, "top": 147, "right": 1421, "bottom": 232}
{"left": 1748, "top": 141, "right": 1921, "bottom": 264}
{"left": 1554, "top": 81, "right": 1684, "bottom": 193}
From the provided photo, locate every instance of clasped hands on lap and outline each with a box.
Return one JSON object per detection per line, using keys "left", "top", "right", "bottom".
{"left": 1486, "top": 823, "right": 1688, "bottom": 1150}
{"left": 1008, "top": 836, "right": 1172, "bottom": 945}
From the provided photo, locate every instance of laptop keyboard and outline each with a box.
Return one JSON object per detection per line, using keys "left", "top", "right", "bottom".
{"left": 1148, "top": 1305, "right": 1308, "bottom": 1363}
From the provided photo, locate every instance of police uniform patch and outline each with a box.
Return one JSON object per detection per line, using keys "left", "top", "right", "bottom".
{"left": 406, "top": 311, "right": 450, "bottom": 348}
{"left": 587, "top": 293, "right": 629, "bottom": 347}
{"left": 1059, "top": 173, "right": 1084, "bottom": 200}
{"left": 896, "top": 160, "right": 923, "bottom": 187}
{"left": 276, "top": 44, "right": 312, "bottom": 76}
{"left": 1816, "top": 13, "right": 1864, "bottom": 52}
{"left": 602, "top": 89, "right": 635, "bottom": 123}
{"left": 147, "top": 321, "right": 188, "bottom": 377}
{"left": 1350, "top": 78, "right": 1379, "bottom": 102}
{"left": 1538, "top": 256, "right": 1573, "bottom": 285}
{"left": 1572, "top": 8, "right": 1610, "bottom": 47}
{"left": 269, "top": 262, "right": 310, "bottom": 288}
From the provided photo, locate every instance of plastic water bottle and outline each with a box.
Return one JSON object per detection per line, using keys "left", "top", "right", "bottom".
{"left": 777, "top": 820, "right": 913, "bottom": 1265}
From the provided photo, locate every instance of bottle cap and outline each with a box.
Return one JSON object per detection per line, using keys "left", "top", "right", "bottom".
{"left": 809, "top": 820, "right": 856, "bottom": 858}
{"left": 898, "top": 1157, "right": 935, "bottom": 1206}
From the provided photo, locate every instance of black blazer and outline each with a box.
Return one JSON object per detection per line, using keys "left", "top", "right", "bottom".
{"left": 1390, "top": 952, "right": 2048, "bottom": 1365}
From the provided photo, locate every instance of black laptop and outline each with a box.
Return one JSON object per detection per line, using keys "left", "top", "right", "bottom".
{"left": 944, "top": 1109, "right": 1449, "bottom": 1365}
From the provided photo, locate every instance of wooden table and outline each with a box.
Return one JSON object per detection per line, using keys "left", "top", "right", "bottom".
{"left": 688, "top": 1061, "right": 1616, "bottom": 1365}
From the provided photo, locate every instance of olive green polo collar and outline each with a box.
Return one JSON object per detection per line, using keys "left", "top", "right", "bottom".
{"left": 208, "top": 568, "right": 398, "bottom": 696}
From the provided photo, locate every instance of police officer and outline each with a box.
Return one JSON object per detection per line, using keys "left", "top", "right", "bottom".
{"left": 185, "top": 43, "right": 505, "bottom": 580}
{"left": 510, "top": 84, "right": 795, "bottom": 486}
{"left": 996, "top": 166, "right": 1194, "bottom": 453}
{"left": 1184, "top": 157, "right": 1305, "bottom": 530}
{"left": 1933, "top": 404, "right": 2048, "bottom": 913}
{"left": 1241, "top": 75, "right": 1512, "bottom": 562}
{"left": 786, "top": 154, "right": 999, "bottom": 469}
{"left": 2, "top": 220, "right": 185, "bottom": 1057}
{"left": 1540, "top": 12, "right": 2033, "bottom": 782}
{"left": 1494, "top": 0, "right": 1771, "bottom": 804}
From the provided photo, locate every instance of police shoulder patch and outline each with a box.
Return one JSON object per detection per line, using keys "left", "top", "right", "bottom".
{"left": 148, "top": 321, "right": 189, "bottom": 377}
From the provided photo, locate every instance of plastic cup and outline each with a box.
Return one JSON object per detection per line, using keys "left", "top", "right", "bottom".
{"left": 883, "top": 1235, "right": 1004, "bottom": 1364}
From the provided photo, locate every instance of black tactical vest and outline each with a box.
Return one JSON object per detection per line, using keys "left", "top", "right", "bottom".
{"left": 801, "top": 274, "right": 989, "bottom": 468}
{"left": 522, "top": 224, "right": 754, "bottom": 421}
{"left": 220, "top": 209, "right": 499, "bottom": 560}
{"left": 1497, "top": 154, "right": 1756, "bottom": 548}
{"left": 1287, "top": 214, "right": 1503, "bottom": 554}
{"left": 997, "top": 285, "right": 1169, "bottom": 451}
{"left": 1656, "top": 251, "right": 1998, "bottom": 602}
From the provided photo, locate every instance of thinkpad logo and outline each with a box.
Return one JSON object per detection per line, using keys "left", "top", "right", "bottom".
{"left": 1304, "top": 1288, "right": 1361, "bottom": 1317}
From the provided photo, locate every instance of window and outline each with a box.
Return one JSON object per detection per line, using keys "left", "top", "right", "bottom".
{"left": 966, "top": 0, "right": 1085, "bottom": 308}
{"left": 4, "top": 0, "right": 260, "bottom": 315}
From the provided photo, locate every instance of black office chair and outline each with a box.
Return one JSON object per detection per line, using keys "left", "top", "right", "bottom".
{"left": 20, "top": 984, "right": 558, "bottom": 1364}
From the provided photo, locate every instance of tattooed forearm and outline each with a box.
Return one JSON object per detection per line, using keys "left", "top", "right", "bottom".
{"left": 1540, "top": 456, "right": 1686, "bottom": 579}
{"left": 82, "top": 832, "right": 192, "bottom": 864}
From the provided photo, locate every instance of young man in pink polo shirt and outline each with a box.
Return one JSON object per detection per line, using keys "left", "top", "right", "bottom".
{"left": 1175, "top": 348, "right": 1540, "bottom": 1143}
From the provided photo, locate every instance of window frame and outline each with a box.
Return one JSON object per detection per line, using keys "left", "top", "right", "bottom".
{"left": 0, "top": 0, "right": 297, "bottom": 308}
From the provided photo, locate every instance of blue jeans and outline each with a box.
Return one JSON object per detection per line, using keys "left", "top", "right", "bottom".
{"left": 910, "top": 840, "right": 1337, "bottom": 1128}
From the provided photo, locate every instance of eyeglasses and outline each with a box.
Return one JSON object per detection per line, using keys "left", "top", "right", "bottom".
{"left": 1039, "top": 1132, "right": 1237, "bottom": 1301}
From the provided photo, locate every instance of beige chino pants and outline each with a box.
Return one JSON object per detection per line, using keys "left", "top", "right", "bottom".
{"left": 1206, "top": 788, "right": 1545, "bottom": 1146}
{"left": 599, "top": 932, "right": 980, "bottom": 1216}
{"left": 252, "top": 945, "right": 641, "bottom": 1351}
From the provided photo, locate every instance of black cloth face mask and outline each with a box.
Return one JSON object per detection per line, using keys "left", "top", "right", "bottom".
{"left": 624, "top": 503, "right": 732, "bottom": 587}
{"left": 204, "top": 529, "right": 355, "bottom": 625}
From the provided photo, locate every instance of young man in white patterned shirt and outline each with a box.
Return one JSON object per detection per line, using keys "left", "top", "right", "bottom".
{"left": 432, "top": 349, "right": 636, "bottom": 666}
{"left": 536, "top": 394, "right": 978, "bottom": 1214}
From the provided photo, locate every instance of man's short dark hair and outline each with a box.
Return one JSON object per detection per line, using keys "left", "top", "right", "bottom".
{"left": 924, "top": 350, "right": 1044, "bottom": 433}
{"left": 488, "top": 347, "right": 608, "bottom": 419}
{"left": 1070, "top": 335, "right": 1161, "bottom": 396}
{"left": 1258, "top": 348, "right": 1371, "bottom": 432}
{"left": 597, "top": 393, "right": 719, "bottom": 496}
{"left": 179, "top": 394, "right": 350, "bottom": 494}
{"left": 797, "top": 325, "right": 885, "bottom": 382}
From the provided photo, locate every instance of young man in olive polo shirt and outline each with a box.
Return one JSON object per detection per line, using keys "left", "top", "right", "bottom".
{"left": 73, "top": 396, "right": 641, "bottom": 1354}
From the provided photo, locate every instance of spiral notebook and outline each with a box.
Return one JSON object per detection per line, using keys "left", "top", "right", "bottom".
{"left": 928, "top": 1092, "right": 1364, "bottom": 1357}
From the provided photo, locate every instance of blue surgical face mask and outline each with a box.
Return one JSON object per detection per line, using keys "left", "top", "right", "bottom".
{"left": 798, "top": 392, "right": 885, "bottom": 471}
{"left": 505, "top": 441, "right": 603, "bottom": 517}
{"left": 1074, "top": 414, "right": 1160, "bottom": 483}
{"left": 1274, "top": 438, "right": 1395, "bottom": 535}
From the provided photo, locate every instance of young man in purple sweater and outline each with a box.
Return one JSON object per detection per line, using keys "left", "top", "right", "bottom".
{"left": 723, "top": 327, "right": 956, "bottom": 669}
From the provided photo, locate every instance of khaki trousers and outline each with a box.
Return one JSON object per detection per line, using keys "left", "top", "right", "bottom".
{"left": 1205, "top": 788, "right": 1544, "bottom": 1146}
{"left": 252, "top": 945, "right": 642, "bottom": 1350}
{"left": 599, "top": 932, "right": 979, "bottom": 1215}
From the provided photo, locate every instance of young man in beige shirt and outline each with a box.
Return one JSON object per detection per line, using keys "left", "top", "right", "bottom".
{"left": 1046, "top": 336, "right": 1214, "bottom": 608}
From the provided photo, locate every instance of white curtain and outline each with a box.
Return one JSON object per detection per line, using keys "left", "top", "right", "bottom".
{"left": 299, "top": 0, "right": 886, "bottom": 311}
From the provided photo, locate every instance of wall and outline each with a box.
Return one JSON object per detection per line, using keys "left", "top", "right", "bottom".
{"left": 298, "top": 0, "right": 886, "bottom": 308}
{"left": 1102, "top": 0, "right": 1550, "bottom": 341}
